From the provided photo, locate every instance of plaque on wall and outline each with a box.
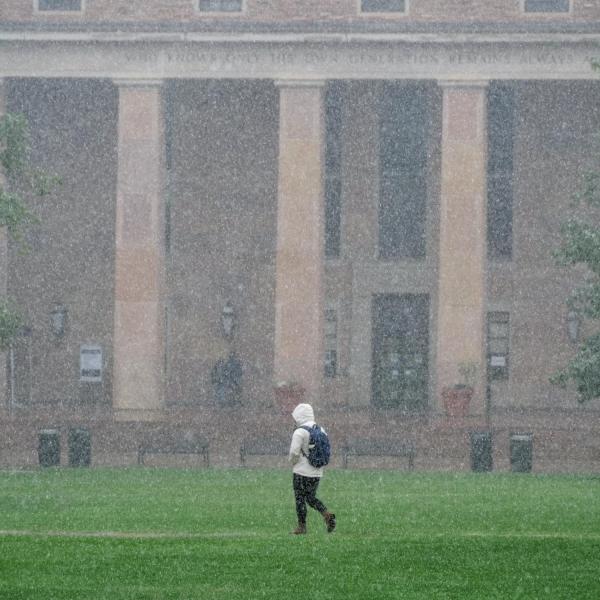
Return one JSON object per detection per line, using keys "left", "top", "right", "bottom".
{"left": 80, "top": 345, "right": 102, "bottom": 382}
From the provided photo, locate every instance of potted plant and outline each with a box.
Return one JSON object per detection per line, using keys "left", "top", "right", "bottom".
{"left": 442, "top": 361, "right": 478, "bottom": 417}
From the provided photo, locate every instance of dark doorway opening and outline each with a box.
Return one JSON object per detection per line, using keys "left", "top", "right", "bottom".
{"left": 372, "top": 294, "right": 429, "bottom": 410}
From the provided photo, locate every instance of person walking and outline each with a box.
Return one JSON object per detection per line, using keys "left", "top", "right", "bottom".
{"left": 288, "top": 402, "right": 336, "bottom": 535}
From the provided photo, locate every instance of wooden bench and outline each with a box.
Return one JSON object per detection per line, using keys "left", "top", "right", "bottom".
{"left": 138, "top": 440, "right": 210, "bottom": 467}
{"left": 341, "top": 439, "right": 416, "bottom": 470}
{"left": 240, "top": 437, "right": 289, "bottom": 467}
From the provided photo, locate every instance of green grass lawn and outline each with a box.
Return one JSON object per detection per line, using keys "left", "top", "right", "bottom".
{"left": 0, "top": 468, "right": 599, "bottom": 599}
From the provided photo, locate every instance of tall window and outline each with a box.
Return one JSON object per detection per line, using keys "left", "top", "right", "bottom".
{"left": 487, "top": 312, "right": 510, "bottom": 380}
{"left": 197, "top": 0, "right": 243, "bottom": 12}
{"left": 378, "top": 83, "right": 427, "bottom": 259}
{"left": 324, "top": 308, "right": 338, "bottom": 378}
{"left": 37, "top": 0, "right": 83, "bottom": 11}
{"left": 487, "top": 83, "right": 515, "bottom": 260}
{"left": 523, "top": 0, "right": 570, "bottom": 13}
{"left": 361, "top": 0, "right": 407, "bottom": 13}
{"left": 325, "top": 83, "right": 343, "bottom": 259}
{"left": 164, "top": 84, "right": 175, "bottom": 255}
{"left": 11, "top": 328, "right": 32, "bottom": 406}
{"left": 372, "top": 294, "right": 429, "bottom": 409}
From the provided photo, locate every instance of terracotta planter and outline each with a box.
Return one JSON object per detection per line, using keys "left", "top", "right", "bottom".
{"left": 442, "top": 386, "right": 473, "bottom": 417}
{"left": 274, "top": 383, "right": 305, "bottom": 415}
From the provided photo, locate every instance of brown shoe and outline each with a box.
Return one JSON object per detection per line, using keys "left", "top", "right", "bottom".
{"left": 323, "top": 511, "right": 336, "bottom": 533}
{"left": 291, "top": 524, "right": 307, "bottom": 535}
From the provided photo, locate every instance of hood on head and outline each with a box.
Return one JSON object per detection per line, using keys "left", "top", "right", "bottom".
{"left": 292, "top": 403, "right": 314, "bottom": 426}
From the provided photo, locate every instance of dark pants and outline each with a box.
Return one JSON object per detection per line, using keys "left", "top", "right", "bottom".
{"left": 293, "top": 473, "right": 327, "bottom": 525}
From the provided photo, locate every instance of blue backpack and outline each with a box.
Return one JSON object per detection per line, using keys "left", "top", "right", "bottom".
{"left": 300, "top": 424, "right": 331, "bottom": 468}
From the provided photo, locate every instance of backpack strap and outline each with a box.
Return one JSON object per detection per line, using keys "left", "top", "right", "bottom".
{"left": 300, "top": 424, "right": 317, "bottom": 432}
{"left": 299, "top": 424, "right": 316, "bottom": 458}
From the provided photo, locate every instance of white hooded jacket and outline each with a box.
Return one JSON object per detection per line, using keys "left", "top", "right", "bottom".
{"left": 288, "top": 403, "right": 325, "bottom": 478}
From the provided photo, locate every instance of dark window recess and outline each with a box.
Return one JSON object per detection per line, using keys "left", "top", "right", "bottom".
{"left": 524, "top": 0, "right": 570, "bottom": 13}
{"left": 198, "top": 0, "right": 243, "bottom": 11}
{"left": 487, "top": 83, "right": 515, "bottom": 260}
{"left": 325, "top": 83, "right": 343, "bottom": 259}
{"left": 378, "top": 83, "right": 427, "bottom": 259}
{"left": 361, "top": 0, "right": 406, "bottom": 12}
{"left": 487, "top": 311, "right": 510, "bottom": 380}
{"left": 38, "top": 0, "right": 82, "bottom": 10}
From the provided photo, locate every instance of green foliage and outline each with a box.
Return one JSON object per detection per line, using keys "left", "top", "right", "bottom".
{"left": 32, "top": 169, "right": 62, "bottom": 197}
{"left": 552, "top": 333, "right": 600, "bottom": 402}
{"left": 554, "top": 126, "right": 600, "bottom": 401}
{"left": 0, "top": 187, "right": 38, "bottom": 244}
{"left": 0, "top": 112, "right": 48, "bottom": 238}
{"left": 0, "top": 469, "right": 599, "bottom": 599}
{"left": 0, "top": 112, "right": 58, "bottom": 350}
{"left": 0, "top": 112, "right": 29, "bottom": 176}
{"left": 0, "top": 298, "right": 23, "bottom": 351}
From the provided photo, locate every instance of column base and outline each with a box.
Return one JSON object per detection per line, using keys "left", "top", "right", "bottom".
{"left": 113, "top": 408, "right": 166, "bottom": 423}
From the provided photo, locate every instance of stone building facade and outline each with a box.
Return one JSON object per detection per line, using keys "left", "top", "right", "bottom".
{"left": 1, "top": 0, "right": 600, "bottom": 471}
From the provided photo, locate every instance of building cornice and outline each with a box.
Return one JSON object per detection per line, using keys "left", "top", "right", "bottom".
{"left": 2, "top": 29, "right": 600, "bottom": 45}
{"left": 3, "top": 17, "right": 600, "bottom": 38}
{"left": 1, "top": 27, "right": 599, "bottom": 81}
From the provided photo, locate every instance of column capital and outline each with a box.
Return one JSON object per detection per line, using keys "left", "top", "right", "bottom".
{"left": 274, "top": 78, "right": 327, "bottom": 89}
{"left": 437, "top": 79, "right": 489, "bottom": 90}
{"left": 113, "top": 78, "right": 164, "bottom": 89}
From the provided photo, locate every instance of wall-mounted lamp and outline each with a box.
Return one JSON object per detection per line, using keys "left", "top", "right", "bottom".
{"left": 50, "top": 304, "right": 67, "bottom": 338}
{"left": 566, "top": 309, "right": 581, "bottom": 344}
{"left": 221, "top": 301, "right": 236, "bottom": 339}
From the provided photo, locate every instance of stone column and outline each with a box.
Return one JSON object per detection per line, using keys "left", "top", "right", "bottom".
{"left": 113, "top": 79, "right": 166, "bottom": 421}
{"left": 436, "top": 80, "right": 488, "bottom": 416}
{"left": 0, "top": 79, "right": 7, "bottom": 415}
{"left": 273, "top": 80, "right": 326, "bottom": 407}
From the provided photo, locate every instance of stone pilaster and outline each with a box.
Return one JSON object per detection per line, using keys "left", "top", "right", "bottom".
{"left": 273, "top": 80, "right": 326, "bottom": 407}
{"left": 113, "top": 79, "right": 166, "bottom": 421}
{"left": 436, "top": 80, "right": 488, "bottom": 416}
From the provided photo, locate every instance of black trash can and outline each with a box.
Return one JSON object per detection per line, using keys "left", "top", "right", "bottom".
{"left": 68, "top": 428, "right": 91, "bottom": 467}
{"left": 470, "top": 431, "right": 493, "bottom": 472}
{"left": 510, "top": 433, "right": 533, "bottom": 473}
{"left": 38, "top": 430, "right": 60, "bottom": 467}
